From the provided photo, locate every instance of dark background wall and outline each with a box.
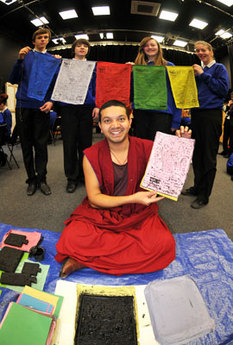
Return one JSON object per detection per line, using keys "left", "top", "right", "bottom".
{"left": 0, "top": 39, "right": 231, "bottom": 93}
{"left": 51, "top": 44, "right": 200, "bottom": 65}
{"left": 0, "top": 34, "right": 22, "bottom": 92}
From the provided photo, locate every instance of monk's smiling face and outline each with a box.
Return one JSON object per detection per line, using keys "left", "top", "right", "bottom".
{"left": 99, "top": 106, "right": 132, "bottom": 144}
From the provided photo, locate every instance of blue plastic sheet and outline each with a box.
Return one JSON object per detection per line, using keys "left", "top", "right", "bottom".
{"left": 0, "top": 223, "right": 233, "bottom": 344}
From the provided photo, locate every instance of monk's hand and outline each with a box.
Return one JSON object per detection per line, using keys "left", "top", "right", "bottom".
{"left": 176, "top": 125, "right": 192, "bottom": 139}
{"left": 134, "top": 191, "right": 164, "bottom": 206}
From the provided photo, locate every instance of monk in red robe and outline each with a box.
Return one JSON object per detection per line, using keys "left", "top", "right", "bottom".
{"left": 55, "top": 100, "right": 190, "bottom": 278}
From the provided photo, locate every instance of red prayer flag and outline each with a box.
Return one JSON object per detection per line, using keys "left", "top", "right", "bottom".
{"left": 95, "top": 62, "right": 131, "bottom": 108}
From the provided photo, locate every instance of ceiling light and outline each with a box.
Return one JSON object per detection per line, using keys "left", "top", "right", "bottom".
{"left": 159, "top": 10, "right": 178, "bottom": 22}
{"left": 216, "top": 0, "right": 233, "bottom": 7}
{"left": 151, "top": 35, "right": 164, "bottom": 43}
{"left": 99, "top": 32, "right": 113, "bottom": 39}
{"left": 189, "top": 18, "right": 208, "bottom": 30}
{"left": 215, "top": 29, "right": 225, "bottom": 35}
{"left": 92, "top": 6, "right": 110, "bottom": 16}
{"left": 59, "top": 9, "right": 78, "bottom": 20}
{"left": 75, "top": 34, "right": 89, "bottom": 40}
{"left": 173, "top": 39, "right": 188, "bottom": 47}
{"left": 221, "top": 32, "right": 232, "bottom": 39}
{"left": 30, "top": 17, "right": 49, "bottom": 27}
{"left": 215, "top": 29, "right": 232, "bottom": 38}
{"left": 106, "top": 32, "right": 113, "bottom": 39}
{"left": 52, "top": 37, "right": 66, "bottom": 45}
{"left": 0, "top": 0, "right": 17, "bottom": 4}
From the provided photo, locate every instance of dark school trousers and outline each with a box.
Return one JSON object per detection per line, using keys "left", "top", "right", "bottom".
{"left": 60, "top": 105, "right": 93, "bottom": 183}
{"left": 133, "top": 109, "right": 172, "bottom": 140}
{"left": 191, "top": 108, "right": 222, "bottom": 202}
{"left": 16, "top": 108, "right": 50, "bottom": 183}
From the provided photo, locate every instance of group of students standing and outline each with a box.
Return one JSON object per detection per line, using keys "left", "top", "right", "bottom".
{"left": 2, "top": 27, "right": 230, "bottom": 278}
{"left": 7, "top": 28, "right": 229, "bottom": 211}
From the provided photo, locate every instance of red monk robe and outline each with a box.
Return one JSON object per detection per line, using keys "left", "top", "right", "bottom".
{"left": 55, "top": 136, "right": 175, "bottom": 275}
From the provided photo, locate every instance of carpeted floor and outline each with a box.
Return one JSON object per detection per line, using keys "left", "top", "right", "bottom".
{"left": 0, "top": 133, "right": 232, "bottom": 239}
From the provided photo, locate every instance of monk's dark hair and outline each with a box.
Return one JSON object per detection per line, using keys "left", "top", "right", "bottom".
{"left": 99, "top": 100, "right": 130, "bottom": 122}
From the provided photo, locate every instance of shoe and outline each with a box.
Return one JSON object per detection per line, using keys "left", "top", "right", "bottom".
{"left": 59, "top": 257, "right": 85, "bottom": 278}
{"left": 231, "top": 175, "right": 233, "bottom": 181}
{"left": 181, "top": 186, "right": 197, "bottom": 196}
{"left": 66, "top": 181, "right": 77, "bottom": 193}
{"left": 27, "top": 182, "right": 37, "bottom": 196}
{"left": 191, "top": 198, "right": 208, "bottom": 209}
{"left": 39, "top": 182, "right": 51, "bottom": 195}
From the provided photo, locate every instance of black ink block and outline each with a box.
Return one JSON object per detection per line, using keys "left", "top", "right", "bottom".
{"left": 4, "top": 233, "right": 28, "bottom": 247}
{"left": 22, "top": 262, "right": 41, "bottom": 276}
{"left": 0, "top": 272, "right": 37, "bottom": 286}
{"left": 0, "top": 247, "right": 24, "bottom": 272}
{"left": 75, "top": 294, "right": 137, "bottom": 345}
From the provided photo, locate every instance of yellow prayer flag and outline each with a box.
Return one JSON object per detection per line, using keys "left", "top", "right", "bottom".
{"left": 166, "top": 66, "right": 199, "bottom": 109}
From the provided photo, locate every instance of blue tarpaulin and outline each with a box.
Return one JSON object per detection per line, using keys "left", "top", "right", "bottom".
{"left": 0, "top": 223, "right": 233, "bottom": 345}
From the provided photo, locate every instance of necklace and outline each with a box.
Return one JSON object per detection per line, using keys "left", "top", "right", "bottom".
{"left": 110, "top": 150, "right": 128, "bottom": 165}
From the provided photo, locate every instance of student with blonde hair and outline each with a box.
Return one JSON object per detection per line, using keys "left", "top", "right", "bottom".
{"left": 182, "top": 41, "right": 229, "bottom": 208}
{"left": 131, "top": 36, "right": 181, "bottom": 140}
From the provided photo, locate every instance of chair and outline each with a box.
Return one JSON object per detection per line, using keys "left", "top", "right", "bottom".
{"left": 0, "top": 124, "right": 19, "bottom": 169}
{"left": 49, "top": 111, "right": 57, "bottom": 145}
{"left": 0, "top": 125, "right": 11, "bottom": 169}
{"left": 6, "top": 141, "right": 20, "bottom": 168}
{"left": 50, "top": 113, "right": 62, "bottom": 144}
{"left": 49, "top": 111, "right": 62, "bottom": 145}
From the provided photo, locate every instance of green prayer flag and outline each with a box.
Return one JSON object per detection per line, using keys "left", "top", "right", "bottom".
{"left": 133, "top": 65, "right": 168, "bottom": 110}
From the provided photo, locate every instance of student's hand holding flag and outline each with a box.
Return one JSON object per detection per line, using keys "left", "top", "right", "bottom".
{"left": 18, "top": 46, "right": 31, "bottom": 60}
{"left": 92, "top": 107, "right": 99, "bottom": 120}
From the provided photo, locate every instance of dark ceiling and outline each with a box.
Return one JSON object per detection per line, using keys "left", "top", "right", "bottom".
{"left": 1, "top": 0, "right": 233, "bottom": 51}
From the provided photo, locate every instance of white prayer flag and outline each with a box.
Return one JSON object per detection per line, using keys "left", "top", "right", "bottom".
{"left": 52, "top": 59, "right": 96, "bottom": 105}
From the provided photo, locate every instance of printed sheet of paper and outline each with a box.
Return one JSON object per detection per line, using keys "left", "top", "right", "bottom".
{"left": 51, "top": 59, "right": 96, "bottom": 104}
{"left": 166, "top": 66, "right": 199, "bottom": 109}
{"left": 141, "top": 132, "right": 195, "bottom": 200}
